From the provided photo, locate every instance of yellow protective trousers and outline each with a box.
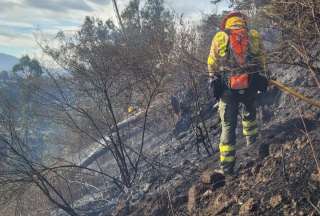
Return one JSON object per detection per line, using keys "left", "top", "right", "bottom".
{"left": 218, "top": 89, "right": 258, "bottom": 173}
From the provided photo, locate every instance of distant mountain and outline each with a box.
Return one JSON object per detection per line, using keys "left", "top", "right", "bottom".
{"left": 0, "top": 53, "right": 19, "bottom": 72}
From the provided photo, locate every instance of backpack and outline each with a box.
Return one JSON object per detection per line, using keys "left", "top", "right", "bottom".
{"left": 210, "top": 28, "right": 266, "bottom": 92}
{"left": 228, "top": 28, "right": 249, "bottom": 66}
{"left": 226, "top": 28, "right": 251, "bottom": 90}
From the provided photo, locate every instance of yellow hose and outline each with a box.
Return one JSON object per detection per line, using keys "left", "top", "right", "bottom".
{"left": 269, "top": 80, "right": 320, "bottom": 109}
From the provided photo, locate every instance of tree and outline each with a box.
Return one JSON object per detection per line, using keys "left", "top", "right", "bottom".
{"left": 0, "top": 1, "right": 233, "bottom": 215}
{"left": 39, "top": 0, "right": 176, "bottom": 190}
{"left": 7, "top": 56, "right": 46, "bottom": 161}
{"left": 12, "top": 55, "right": 43, "bottom": 79}
{"left": 262, "top": 0, "right": 320, "bottom": 87}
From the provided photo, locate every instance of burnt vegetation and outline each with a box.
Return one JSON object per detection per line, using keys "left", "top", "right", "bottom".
{"left": 0, "top": 0, "right": 319, "bottom": 215}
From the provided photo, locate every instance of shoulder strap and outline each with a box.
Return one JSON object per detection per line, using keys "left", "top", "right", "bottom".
{"left": 226, "top": 28, "right": 249, "bottom": 66}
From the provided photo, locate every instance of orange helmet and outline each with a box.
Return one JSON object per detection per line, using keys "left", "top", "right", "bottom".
{"left": 220, "top": 11, "right": 247, "bottom": 30}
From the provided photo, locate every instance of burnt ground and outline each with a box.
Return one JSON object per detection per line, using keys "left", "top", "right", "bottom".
{"left": 114, "top": 113, "right": 320, "bottom": 216}
{"left": 196, "top": 117, "right": 320, "bottom": 216}
{"left": 113, "top": 65, "right": 320, "bottom": 216}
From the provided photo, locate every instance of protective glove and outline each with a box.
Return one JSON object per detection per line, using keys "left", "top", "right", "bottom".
{"left": 208, "top": 74, "right": 223, "bottom": 100}
{"left": 252, "top": 73, "right": 268, "bottom": 93}
{"left": 258, "top": 74, "right": 269, "bottom": 93}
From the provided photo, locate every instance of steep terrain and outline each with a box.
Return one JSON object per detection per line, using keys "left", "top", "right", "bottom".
{"left": 51, "top": 63, "right": 320, "bottom": 216}
{"left": 112, "top": 65, "right": 320, "bottom": 215}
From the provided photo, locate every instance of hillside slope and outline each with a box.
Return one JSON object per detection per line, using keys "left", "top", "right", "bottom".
{"left": 0, "top": 53, "right": 18, "bottom": 71}
{"left": 113, "top": 65, "right": 320, "bottom": 215}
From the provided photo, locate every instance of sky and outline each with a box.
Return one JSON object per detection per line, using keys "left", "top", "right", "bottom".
{"left": 0, "top": 0, "right": 229, "bottom": 58}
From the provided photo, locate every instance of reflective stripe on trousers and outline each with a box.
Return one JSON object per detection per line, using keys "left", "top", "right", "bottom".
{"left": 242, "top": 119, "right": 258, "bottom": 136}
{"left": 218, "top": 89, "right": 257, "bottom": 171}
{"left": 219, "top": 144, "right": 235, "bottom": 163}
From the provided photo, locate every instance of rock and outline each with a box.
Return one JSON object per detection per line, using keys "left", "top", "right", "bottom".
{"left": 187, "top": 183, "right": 206, "bottom": 213}
{"left": 239, "top": 198, "right": 257, "bottom": 215}
{"left": 200, "top": 170, "right": 225, "bottom": 188}
{"left": 270, "top": 194, "right": 282, "bottom": 208}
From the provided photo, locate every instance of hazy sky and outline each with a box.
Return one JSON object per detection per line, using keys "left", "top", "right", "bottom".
{"left": 0, "top": 0, "right": 229, "bottom": 58}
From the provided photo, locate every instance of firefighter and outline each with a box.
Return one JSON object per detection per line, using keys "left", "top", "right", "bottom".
{"left": 208, "top": 11, "right": 268, "bottom": 175}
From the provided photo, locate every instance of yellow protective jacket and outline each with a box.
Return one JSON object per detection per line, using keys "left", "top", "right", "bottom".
{"left": 207, "top": 29, "right": 266, "bottom": 77}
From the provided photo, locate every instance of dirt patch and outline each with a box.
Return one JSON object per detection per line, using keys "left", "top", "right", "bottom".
{"left": 269, "top": 194, "right": 282, "bottom": 208}
{"left": 239, "top": 198, "right": 258, "bottom": 216}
